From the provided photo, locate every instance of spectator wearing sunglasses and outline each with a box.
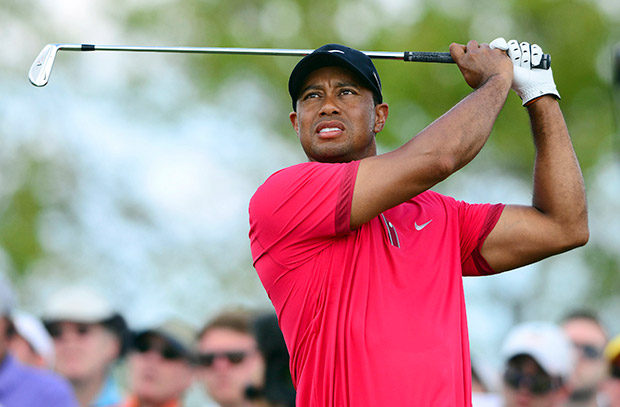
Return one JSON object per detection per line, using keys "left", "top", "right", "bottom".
{"left": 42, "top": 285, "right": 129, "bottom": 407}
{"left": 120, "top": 318, "right": 197, "bottom": 407}
{"left": 602, "top": 334, "right": 620, "bottom": 407}
{"left": 0, "top": 272, "right": 78, "bottom": 407}
{"left": 500, "top": 321, "right": 575, "bottom": 407}
{"left": 561, "top": 310, "right": 609, "bottom": 407}
{"left": 196, "top": 309, "right": 266, "bottom": 407}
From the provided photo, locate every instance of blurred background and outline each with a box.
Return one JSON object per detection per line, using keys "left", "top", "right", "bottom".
{"left": 1, "top": 0, "right": 619, "bottom": 377}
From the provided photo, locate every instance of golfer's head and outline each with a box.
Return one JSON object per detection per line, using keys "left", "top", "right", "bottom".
{"left": 287, "top": 44, "right": 388, "bottom": 163}
{"left": 288, "top": 44, "right": 383, "bottom": 112}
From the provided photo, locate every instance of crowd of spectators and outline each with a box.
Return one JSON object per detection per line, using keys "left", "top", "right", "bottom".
{"left": 1, "top": 272, "right": 619, "bottom": 407}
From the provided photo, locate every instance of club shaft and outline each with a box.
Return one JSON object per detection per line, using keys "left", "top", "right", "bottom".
{"left": 29, "top": 43, "right": 552, "bottom": 87}
{"left": 58, "top": 44, "right": 455, "bottom": 63}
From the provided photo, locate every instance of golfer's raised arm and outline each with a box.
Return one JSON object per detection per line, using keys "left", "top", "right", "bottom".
{"left": 480, "top": 40, "right": 588, "bottom": 272}
{"left": 351, "top": 40, "right": 513, "bottom": 229}
{"left": 481, "top": 96, "right": 588, "bottom": 272}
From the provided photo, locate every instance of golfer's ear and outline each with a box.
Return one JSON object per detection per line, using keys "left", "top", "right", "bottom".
{"left": 289, "top": 111, "right": 299, "bottom": 136}
{"left": 374, "top": 103, "right": 388, "bottom": 133}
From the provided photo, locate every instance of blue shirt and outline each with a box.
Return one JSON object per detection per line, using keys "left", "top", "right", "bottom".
{"left": 0, "top": 353, "right": 78, "bottom": 407}
{"left": 91, "top": 372, "right": 122, "bottom": 407}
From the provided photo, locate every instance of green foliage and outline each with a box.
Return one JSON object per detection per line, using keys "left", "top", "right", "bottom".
{"left": 0, "top": 169, "right": 44, "bottom": 276}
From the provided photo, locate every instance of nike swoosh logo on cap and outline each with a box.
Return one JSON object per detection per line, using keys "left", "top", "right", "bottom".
{"left": 414, "top": 220, "right": 432, "bottom": 231}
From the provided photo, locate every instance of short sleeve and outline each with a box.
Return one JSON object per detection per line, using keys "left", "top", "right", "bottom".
{"left": 458, "top": 201, "right": 505, "bottom": 276}
{"left": 249, "top": 161, "right": 359, "bottom": 269}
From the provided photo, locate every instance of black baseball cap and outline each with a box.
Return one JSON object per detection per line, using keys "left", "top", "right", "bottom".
{"left": 288, "top": 43, "right": 383, "bottom": 111}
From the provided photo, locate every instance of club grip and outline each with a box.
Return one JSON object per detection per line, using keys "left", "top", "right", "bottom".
{"left": 404, "top": 51, "right": 551, "bottom": 70}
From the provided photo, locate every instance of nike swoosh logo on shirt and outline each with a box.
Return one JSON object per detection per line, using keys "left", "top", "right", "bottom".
{"left": 414, "top": 220, "right": 432, "bottom": 231}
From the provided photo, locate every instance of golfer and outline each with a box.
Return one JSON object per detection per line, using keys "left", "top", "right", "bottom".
{"left": 248, "top": 38, "right": 588, "bottom": 406}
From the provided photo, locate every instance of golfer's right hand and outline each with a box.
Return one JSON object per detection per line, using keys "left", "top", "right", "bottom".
{"left": 506, "top": 39, "right": 560, "bottom": 106}
{"left": 450, "top": 40, "right": 513, "bottom": 89}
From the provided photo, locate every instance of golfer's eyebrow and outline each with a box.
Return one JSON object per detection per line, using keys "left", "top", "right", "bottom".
{"left": 300, "top": 81, "right": 361, "bottom": 96}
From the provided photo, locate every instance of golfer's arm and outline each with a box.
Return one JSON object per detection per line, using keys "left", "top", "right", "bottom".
{"left": 350, "top": 74, "right": 511, "bottom": 229}
{"left": 481, "top": 96, "right": 589, "bottom": 272}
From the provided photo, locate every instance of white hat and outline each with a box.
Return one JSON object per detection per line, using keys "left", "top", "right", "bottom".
{"left": 501, "top": 321, "right": 575, "bottom": 381}
{"left": 43, "top": 286, "right": 115, "bottom": 323}
{"left": 11, "top": 310, "right": 55, "bottom": 367}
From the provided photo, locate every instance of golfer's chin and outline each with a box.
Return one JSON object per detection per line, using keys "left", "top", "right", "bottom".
{"left": 305, "top": 145, "right": 360, "bottom": 164}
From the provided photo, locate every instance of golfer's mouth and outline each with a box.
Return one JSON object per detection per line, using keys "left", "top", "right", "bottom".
{"left": 316, "top": 121, "right": 345, "bottom": 139}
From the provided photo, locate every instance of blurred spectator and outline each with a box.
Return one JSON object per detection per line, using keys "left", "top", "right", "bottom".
{"left": 500, "top": 321, "right": 575, "bottom": 407}
{"left": 471, "top": 358, "right": 501, "bottom": 407}
{"left": 0, "top": 272, "right": 78, "bottom": 407}
{"left": 196, "top": 308, "right": 266, "bottom": 407}
{"left": 561, "top": 310, "right": 609, "bottom": 407}
{"left": 9, "top": 310, "right": 55, "bottom": 368}
{"left": 43, "top": 285, "right": 129, "bottom": 407}
{"left": 602, "top": 334, "right": 620, "bottom": 407}
{"left": 120, "top": 318, "right": 196, "bottom": 407}
{"left": 245, "top": 312, "right": 295, "bottom": 407}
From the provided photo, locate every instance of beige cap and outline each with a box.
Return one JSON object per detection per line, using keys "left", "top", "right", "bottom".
{"left": 605, "top": 334, "right": 620, "bottom": 363}
{"left": 135, "top": 318, "right": 197, "bottom": 357}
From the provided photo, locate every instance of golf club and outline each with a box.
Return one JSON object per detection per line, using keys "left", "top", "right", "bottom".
{"left": 28, "top": 43, "right": 551, "bottom": 87}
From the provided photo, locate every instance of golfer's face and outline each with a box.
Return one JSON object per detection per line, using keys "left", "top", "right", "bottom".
{"left": 290, "top": 66, "right": 382, "bottom": 163}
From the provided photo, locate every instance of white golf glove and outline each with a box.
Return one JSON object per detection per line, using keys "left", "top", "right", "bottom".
{"left": 503, "top": 39, "right": 560, "bottom": 105}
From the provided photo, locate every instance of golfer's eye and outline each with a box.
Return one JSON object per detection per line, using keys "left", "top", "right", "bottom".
{"left": 340, "top": 88, "right": 356, "bottom": 95}
{"left": 303, "top": 91, "right": 320, "bottom": 100}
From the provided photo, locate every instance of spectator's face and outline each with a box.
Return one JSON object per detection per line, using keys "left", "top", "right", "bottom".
{"left": 502, "top": 355, "right": 568, "bottom": 407}
{"left": 562, "top": 318, "right": 608, "bottom": 394}
{"left": 603, "top": 378, "right": 620, "bottom": 407}
{"left": 197, "top": 328, "right": 265, "bottom": 406}
{"left": 8, "top": 334, "right": 46, "bottom": 368}
{"left": 48, "top": 321, "right": 119, "bottom": 382}
{"left": 129, "top": 334, "right": 194, "bottom": 404}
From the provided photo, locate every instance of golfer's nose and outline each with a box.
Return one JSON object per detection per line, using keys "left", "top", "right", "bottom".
{"left": 319, "top": 93, "right": 340, "bottom": 116}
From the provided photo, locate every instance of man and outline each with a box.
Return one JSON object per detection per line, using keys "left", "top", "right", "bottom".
{"left": 603, "top": 334, "right": 620, "bottom": 407}
{"left": 196, "top": 309, "right": 266, "bottom": 407}
{"left": 0, "top": 273, "right": 77, "bottom": 407}
{"left": 248, "top": 38, "right": 588, "bottom": 406}
{"left": 9, "top": 310, "right": 56, "bottom": 368}
{"left": 561, "top": 310, "right": 609, "bottom": 407}
{"left": 43, "top": 285, "right": 129, "bottom": 407}
{"left": 500, "top": 321, "right": 574, "bottom": 407}
{"left": 120, "top": 319, "right": 196, "bottom": 407}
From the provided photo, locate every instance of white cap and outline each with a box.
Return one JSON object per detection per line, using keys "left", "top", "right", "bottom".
{"left": 501, "top": 321, "right": 575, "bottom": 381}
{"left": 43, "top": 286, "right": 115, "bottom": 323}
{"left": 11, "top": 310, "right": 55, "bottom": 367}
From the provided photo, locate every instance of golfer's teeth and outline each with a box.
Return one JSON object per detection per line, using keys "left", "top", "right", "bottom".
{"left": 320, "top": 127, "right": 340, "bottom": 133}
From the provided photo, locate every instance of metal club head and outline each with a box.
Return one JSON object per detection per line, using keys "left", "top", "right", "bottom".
{"left": 29, "top": 44, "right": 60, "bottom": 87}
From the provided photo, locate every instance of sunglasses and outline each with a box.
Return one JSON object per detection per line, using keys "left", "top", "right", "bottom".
{"left": 504, "top": 367, "right": 561, "bottom": 395}
{"left": 574, "top": 343, "right": 603, "bottom": 360}
{"left": 197, "top": 350, "right": 254, "bottom": 367}
{"left": 47, "top": 322, "right": 94, "bottom": 339}
{"left": 133, "top": 336, "right": 186, "bottom": 361}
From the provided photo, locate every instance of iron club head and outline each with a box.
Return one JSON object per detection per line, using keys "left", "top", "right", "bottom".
{"left": 29, "top": 44, "right": 60, "bottom": 87}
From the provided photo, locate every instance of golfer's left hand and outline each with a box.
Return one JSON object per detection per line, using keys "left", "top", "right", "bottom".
{"left": 504, "top": 39, "right": 560, "bottom": 106}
